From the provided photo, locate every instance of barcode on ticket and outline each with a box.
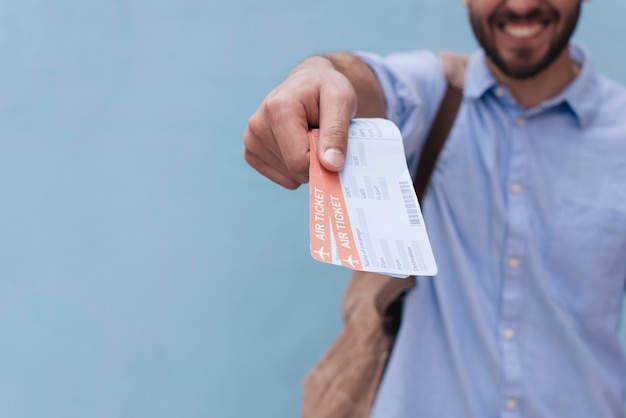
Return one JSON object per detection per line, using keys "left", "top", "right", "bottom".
{"left": 399, "top": 181, "right": 421, "bottom": 226}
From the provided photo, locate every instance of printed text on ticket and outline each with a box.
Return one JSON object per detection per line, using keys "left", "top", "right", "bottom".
{"left": 308, "top": 118, "right": 438, "bottom": 277}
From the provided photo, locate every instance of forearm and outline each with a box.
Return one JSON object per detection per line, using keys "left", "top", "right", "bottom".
{"left": 324, "top": 52, "right": 387, "bottom": 118}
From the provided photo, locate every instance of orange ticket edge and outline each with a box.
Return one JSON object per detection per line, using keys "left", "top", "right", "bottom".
{"left": 308, "top": 130, "right": 333, "bottom": 263}
{"left": 308, "top": 129, "right": 362, "bottom": 270}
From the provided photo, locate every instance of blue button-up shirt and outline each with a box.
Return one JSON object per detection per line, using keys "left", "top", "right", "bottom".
{"left": 359, "top": 44, "right": 626, "bottom": 418}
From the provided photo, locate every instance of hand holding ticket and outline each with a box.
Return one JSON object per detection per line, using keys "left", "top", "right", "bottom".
{"left": 309, "top": 118, "right": 438, "bottom": 277}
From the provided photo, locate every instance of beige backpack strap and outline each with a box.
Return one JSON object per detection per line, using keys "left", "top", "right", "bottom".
{"left": 413, "top": 52, "right": 468, "bottom": 202}
{"left": 439, "top": 51, "right": 468, "bottom": 92}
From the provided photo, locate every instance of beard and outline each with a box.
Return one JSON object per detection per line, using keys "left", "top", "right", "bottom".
{"left": 469, "top": 2, "right": 582, "bottom": 80}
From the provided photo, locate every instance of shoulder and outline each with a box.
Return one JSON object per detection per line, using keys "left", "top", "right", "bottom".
{"left": 357, "top": 49, "right": 442, "bottom": 78}
{"left": 590, "top": 75, "right": 626, "bottom": 128}
{"left": 355, "top": 49, "right": 451, "bottom": 117}
{"left": 597, "top": 75, "right": 626, "bottom": 109}
{"left": 568, "top": 43, "right": 626, "bottom": 128}
{"left": 355, "top": 49, "right": 445, "bottom": 103}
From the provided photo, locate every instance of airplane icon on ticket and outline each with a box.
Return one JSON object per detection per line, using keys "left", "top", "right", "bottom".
{"left": 342, "top": 254, "right": 360, "bottom": 269}
{"left": 313, "top": 246, "right": 330, "bottom": 261}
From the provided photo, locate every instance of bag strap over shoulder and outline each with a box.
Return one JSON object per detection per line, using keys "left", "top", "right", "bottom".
{"left": 413, "top": 52, "right": 467, "bottom": 201}
{"left": 439, "top": 51, "right": 467, "bottom": 93}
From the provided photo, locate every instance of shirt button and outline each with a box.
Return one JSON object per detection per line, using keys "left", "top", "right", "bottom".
{"left": 503, "top": 328, "right": 515, "bottom": 339}
{"left": 495, "top": 87, "right": 505, "bottom": 97}
{"left": 511, "top": 182, "right": 522, "bottom": 194}
{"left": 516, "top": 116, "right": 526, "bottom": 126}
{"left": 508, "top": 257, "right": 520, "bottom": 268}
{"left": 506, "top": 398, "right": 518, "bottom": 410}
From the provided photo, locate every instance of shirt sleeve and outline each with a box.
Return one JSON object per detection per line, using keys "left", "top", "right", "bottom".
{"left": 355, "top": 50, "right": 447, "bottom": 173}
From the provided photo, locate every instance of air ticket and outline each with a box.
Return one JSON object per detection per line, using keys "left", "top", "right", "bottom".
{"left": 309, "top": 118, "right": 438, "bottom": 277}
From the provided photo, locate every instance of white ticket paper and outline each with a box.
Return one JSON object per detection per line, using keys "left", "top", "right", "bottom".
{"left": 309, "top": 118, "right": 438, "bottom": 277}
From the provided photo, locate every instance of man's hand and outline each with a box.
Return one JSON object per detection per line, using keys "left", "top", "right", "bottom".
{"left": 243, "top": 55, "right": 358, "bottom": 189}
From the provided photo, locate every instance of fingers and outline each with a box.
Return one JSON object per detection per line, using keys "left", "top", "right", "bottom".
{"left": 242, "top": 55, "right": 357, "bottom": 188}
{"left": 243, "top": 114, "right": 309, "bottom": 189}
{"left": 263, "top": 89, "right": 316, "bottom": 182}
{"left": 243, "top": 83, "right": 315, "bottom": 189}
{"left": 243, "top": 147, "right": 304, "bottom": 190}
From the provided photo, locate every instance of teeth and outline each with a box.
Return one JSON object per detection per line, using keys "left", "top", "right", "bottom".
{"left": 504, "top": 23, "right": 542, "bottom": 38}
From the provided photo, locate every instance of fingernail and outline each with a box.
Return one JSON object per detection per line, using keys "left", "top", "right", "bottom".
{"left": 322, "top": 148, "right": 345, "bottom": 169}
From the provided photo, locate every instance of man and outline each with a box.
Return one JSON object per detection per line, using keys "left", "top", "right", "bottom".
{"left": 244, "top": 0, "right": 626, "bottom": 416}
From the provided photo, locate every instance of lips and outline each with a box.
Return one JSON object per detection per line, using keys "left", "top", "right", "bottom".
{"left": 502, "top": 22, "right": 544, "bottom": 39}
{"left": 491, "top": 6, "right": 557, "bottom": 41}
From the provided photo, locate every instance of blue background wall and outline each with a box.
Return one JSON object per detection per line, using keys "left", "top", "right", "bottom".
{"left": 0, "top": 1, "right": 624, "bottom": 417}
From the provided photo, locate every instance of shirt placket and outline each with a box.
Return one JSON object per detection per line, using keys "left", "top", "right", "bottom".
{"left": 499, "top": 113, "right": 529, "bottom": 418}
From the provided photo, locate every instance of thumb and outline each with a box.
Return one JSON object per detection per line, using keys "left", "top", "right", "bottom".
{"left": 317, "top": 124, "right": 349, "bottom": 172}
{"left": 316, "top": 71, "right": 357, "bottom": 171}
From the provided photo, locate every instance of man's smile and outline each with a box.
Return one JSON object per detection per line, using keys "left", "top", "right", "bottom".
{"left": 501, "top": 21, "right": 546, "bottom": 39}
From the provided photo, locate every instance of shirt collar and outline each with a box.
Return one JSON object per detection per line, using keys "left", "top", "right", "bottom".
{"left": 463, "top": 42, "right": 600, "bottom": 128}
{"left": 463, "top": 49, "right": 497, "bottom": 100}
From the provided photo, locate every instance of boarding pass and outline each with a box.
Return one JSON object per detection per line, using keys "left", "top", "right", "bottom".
{"left": 308, "top": 118, "right": 438, "bottom": 277}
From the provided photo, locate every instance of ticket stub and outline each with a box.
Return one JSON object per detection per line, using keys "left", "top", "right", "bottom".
{"left": 309, "top": 118, "right": 437, "bottom": 277}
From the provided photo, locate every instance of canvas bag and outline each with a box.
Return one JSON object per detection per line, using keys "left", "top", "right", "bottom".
{"left": 301, "top": 52, "right": 468, "bottom": 418}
